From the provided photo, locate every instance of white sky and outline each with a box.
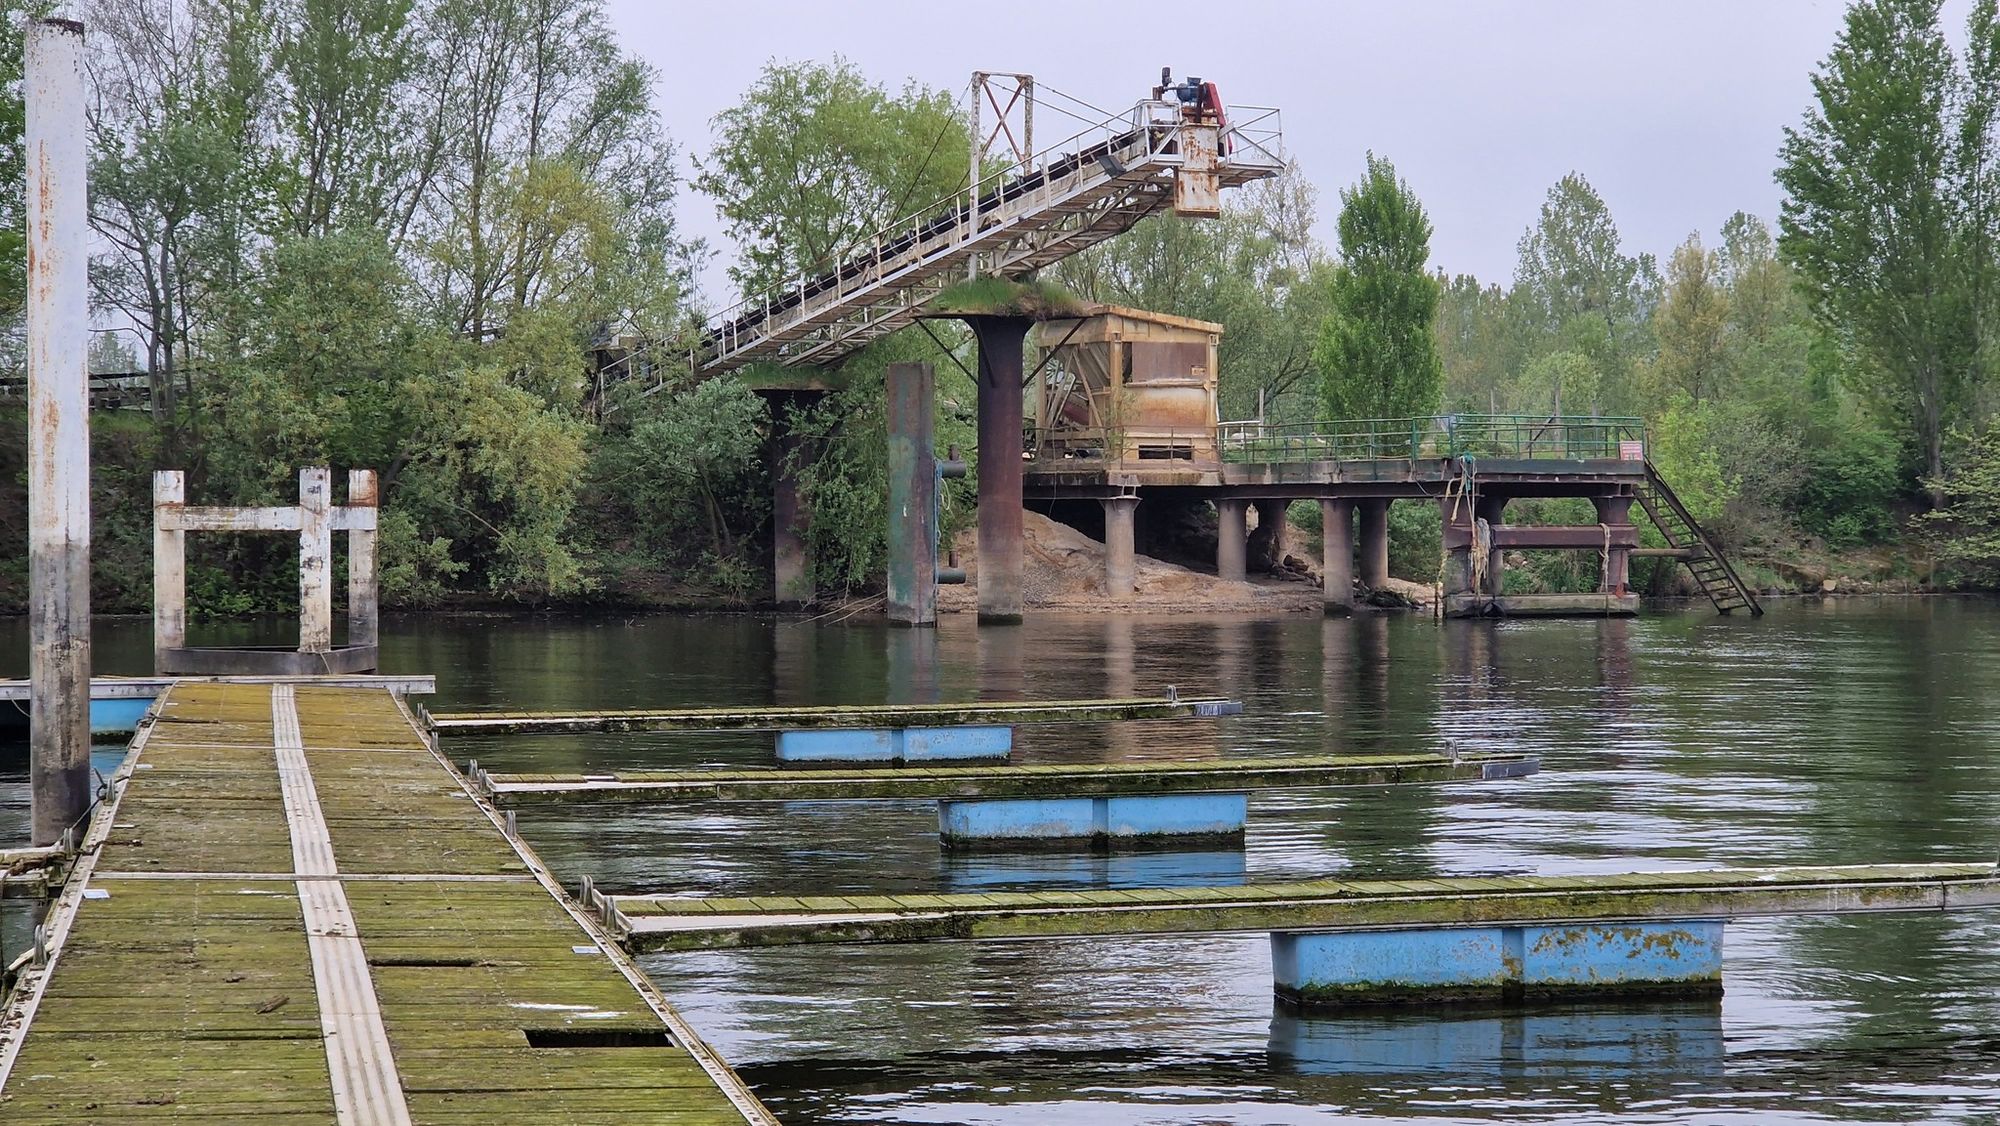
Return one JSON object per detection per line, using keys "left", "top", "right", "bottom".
{"left": 606, "top": 0, "right": 1964, "bottom": 306}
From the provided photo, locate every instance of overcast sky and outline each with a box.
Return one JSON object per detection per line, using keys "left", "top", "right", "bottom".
{"left": 605, "top": 0, "right": 1964, "bottom": 305}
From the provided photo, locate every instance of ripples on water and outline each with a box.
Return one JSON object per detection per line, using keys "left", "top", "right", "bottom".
{"left": 4, "top": 600, "right": 2000, "bottom": 1123}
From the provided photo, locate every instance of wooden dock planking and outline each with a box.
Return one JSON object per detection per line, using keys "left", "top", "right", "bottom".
{"left": 428, "top": 694, "right": 1244, "bottom": 735}
{"left": 607, "top": 863, "right": 2000, "bottom": 953}
{"left": 478, "top": 752, "right": 1539, "bottom": 806}
{"left": 0, "top": 682, "right": 774, "bottom": 1124}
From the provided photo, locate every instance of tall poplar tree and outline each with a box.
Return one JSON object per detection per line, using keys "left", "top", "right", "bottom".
{"left": 1315, "top": 154, "right": 1442, "bottom": 421}
{"left": 1777, "top": 0, "right": 2000, "bottom": 497}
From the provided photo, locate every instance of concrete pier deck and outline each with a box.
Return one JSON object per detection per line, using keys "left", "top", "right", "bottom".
{"left": 604, "top": 863, "right": 2000, "bottom": 953}
{"left": 0, "top": 682, "right": 773, "bottom": 1124}
{"left": 476, "top": 751, "right": 1540, "bottom": 805}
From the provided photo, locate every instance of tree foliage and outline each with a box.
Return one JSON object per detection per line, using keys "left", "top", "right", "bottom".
{"left": 1315, "top": 155, "right": 1443, "bottom": 421}
{"left": 1777, "top": 0, "right": 2000, "bottom": 496}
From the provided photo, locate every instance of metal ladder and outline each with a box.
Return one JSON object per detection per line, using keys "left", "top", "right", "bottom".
{"left": 1635, "top": 461, "right": 1763, "bottom": 615}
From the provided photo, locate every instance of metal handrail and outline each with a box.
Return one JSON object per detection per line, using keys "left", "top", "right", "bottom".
{"left": 1215, "top": 415, "right": 1646, "bottom": 464}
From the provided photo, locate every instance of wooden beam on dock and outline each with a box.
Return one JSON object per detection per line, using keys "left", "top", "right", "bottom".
{"left": 477, "top": 751, "right": 1539, "bottom": 806}
{"left": 606, "top": 862, "right": 2000, "bottom": 953}
{"left": 429, "top": 694, "right": 1243, "bottom": 736}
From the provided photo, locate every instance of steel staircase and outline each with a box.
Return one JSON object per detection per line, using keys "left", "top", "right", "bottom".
{"left": 1636, "top": 461, "right": 1763, "bottom": 615}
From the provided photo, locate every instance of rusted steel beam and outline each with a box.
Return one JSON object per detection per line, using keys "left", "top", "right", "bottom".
{"left": 1441, "top": 524, "right": 1639, "bottom": 550}
{"left": 26, "top": 18, "right": 92, "bottom": 847}
{"left": 429, "top": 694, "right": 1244, "bottom": 736}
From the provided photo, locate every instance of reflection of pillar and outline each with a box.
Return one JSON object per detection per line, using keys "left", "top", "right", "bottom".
{"left": 976, "top": 622, "right": 1026, "bottom": 702}
{"left": 771, "top": 391, "right": 822, "bottom": 608}
{"left": 1593, "top": 495, "right": 1634, "bottom": 595}
{"left": 886, "top": 362, "right": 939, "bottom": 625}
{"left": 1102, "top": 495, "right": 1139, "bottom": 600}
{"left": 1105, "top": 615, "right": 1138, "bottom": 759}
{"left": 1217, "top": 498, "right": 1248, "bottom": 581}
{"left": 1320, "top": 616, "right": 1353, "bottom": 748}
{"left": 969, "top": 316, "right": 1034, "bottom": 625}
{"left": 886, "top": 624, "right": 939, "bottom": 704}
{"left": 1248, "top": 499, "right": 1287, "bottom": 574}
{"left": 1320, "top": 498, "right": 1353, "bottom": 615}
{"left": 1358, "top": 499, "right": 1390, "bottom": 588}
{"left": 1475, "top": 495, "right": 1508, "bottom": 596}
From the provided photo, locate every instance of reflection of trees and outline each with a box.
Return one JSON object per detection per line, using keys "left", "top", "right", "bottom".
{"left": 1313, "top": 615, "right": 1447, "bottom": 877}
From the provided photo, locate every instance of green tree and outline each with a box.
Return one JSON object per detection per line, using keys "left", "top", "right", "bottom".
{"left": 697, "top": 57, "right": 967, "bottom": 297}
{"left": 1922, "top": 427, "right": 2000, "bottom": 583}
{"left": 1510, "top": 173, "right": 1655, "bottom": 413}
{"left": 1648, "top": 235, "right": 1730, "bottom": 404}
{"left": 1315, "top": 154, "right": 1442, "bottom": 421}
{"left": 1777, "top": 0, "right": 2000, "bottom": 499}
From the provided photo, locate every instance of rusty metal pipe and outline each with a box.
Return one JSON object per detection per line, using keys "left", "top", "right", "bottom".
{"left": 26, "top": 18, "right": 92, "bottom": 847}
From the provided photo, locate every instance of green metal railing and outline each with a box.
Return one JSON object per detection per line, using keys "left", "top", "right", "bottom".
{"left": 1215, "top": 414, "right": 1646, "bottom": 464}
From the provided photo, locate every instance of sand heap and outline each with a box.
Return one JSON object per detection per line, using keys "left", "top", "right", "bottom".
{"left": 936, "top": 509, "right": 1325, "bottom": 614}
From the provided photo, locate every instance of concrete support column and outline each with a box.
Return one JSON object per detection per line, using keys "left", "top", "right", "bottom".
{"left": 1593, "top": 495, "right": 1634, "bottom": 595}
{"left": 1216, "top": 498, "right": 1249, "bottom": 582}
{"left": 1247, "top": 499, "right": 1287, "bottom": 575}
{"left": 27, "top": 17, "right": 91, "bottom": 846}
{"left": 771, "top": 392, "right": 822, "bottom": 608}
{"left": 347, "top": 469, "right": 379, "bottom": 649}
{"left": 1102, "top": 495, "right": 1139, "bottom": 600}
{"left": 969, "top": 316, "right": 1034, "bottom": 625}
{"left": 1319, "top": 498, "right": 1353, "bottom": 615}
{"left": 298, "top": 467, "right": 333, "bottom": 653}
{"left": 153, "top": 471, "right": 186, "bottom": 673}
{"left": 1358, "top": 499, "right": 1391, "bottom": 589}
{"left": 1475, "top": 495, "right": 1508, "bottom": 596}
{"left": 886, "top": 362, "right": 939, "bottom": 625}
{"left": 1439, "top": 497, "right": 1473, "bottom": 599}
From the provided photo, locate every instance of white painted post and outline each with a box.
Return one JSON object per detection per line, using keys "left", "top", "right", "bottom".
{"left": 298, "top": 467, "right": 332, "bottom": 653}
{"left": 153, "top": 471, "right": 186, "bottom": 670}
{"left": 26, "top": 19, "right": 91, "bottom": 847}
{"left": 346, "top": 469, "right": 378, "bottom": 649}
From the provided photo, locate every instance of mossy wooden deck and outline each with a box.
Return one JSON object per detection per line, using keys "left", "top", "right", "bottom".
{"left": 0, "top": 682, "right": 774, "bottom": 1124}
{"left": 476, "top": 751, "right": 1539, "bottom": 806}
{"left": 428, "top": 694, "right": 1241, "bottom": 735}
{"left": 605, "top": 863, "right": 2000, "bottom": 953}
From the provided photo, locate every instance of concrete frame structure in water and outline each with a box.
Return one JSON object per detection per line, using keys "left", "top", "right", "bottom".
{"left": 153, "top": 467, "right": 381, "bottom": 674}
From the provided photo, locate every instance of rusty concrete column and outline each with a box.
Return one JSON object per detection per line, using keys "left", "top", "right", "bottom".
{"left": 27, "top": 18, "right": 92, "bottom": 847}
{"left": 1247, "top": 498, "right": 1287, "bottom": 574}
{"left": 1358, "top": 499, "right": 1391, "bottom": 589}
{"left": 347, "top": 469, "right": 379, "bottom": 650}
{"left": 969, "top": 316, "right": 1033, "bottom": 625}
{"left": 771, "top": 392, "right": 821, "bottom": 608}
{"left": 1216, "top": 498, "right": 1248, "bottom": 582}
{"left": 886, "top": 362, "right": 938, "bottom": 625}
{"left": 1102, "top": 495, "right": 1139, "bottom": 600}
{"left": 1319, "top": 497, "right": 1353, "bottom": 615}
{"left": 298, "top": 467, "right": 333, "bottom": 653}
{"left": 1594, "top": 494, "right": 1634, "bottom": 595}
{"left": 1475, "top": 494, "right": 1508, "bottom": 596}
{"left": 153, "top": 471, "right": 186, "bottom": 673}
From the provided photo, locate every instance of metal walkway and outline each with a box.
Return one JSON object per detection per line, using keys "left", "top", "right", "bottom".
{"left": 691, "top": 92, "right": 1283, "bottom": 375}
{"left": 604, "top": 863, "right": 2000, "bottom": 953}
{"left": 0, "top": 682, "right": 774, "bottom": 1124}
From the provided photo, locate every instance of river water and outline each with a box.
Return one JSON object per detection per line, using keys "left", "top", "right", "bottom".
{"left": 5, "top": 600, "right": 2000, "bottom": 1123}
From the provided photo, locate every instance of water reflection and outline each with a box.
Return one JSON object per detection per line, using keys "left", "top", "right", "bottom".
{"left": 5, "top": 603, "right": 2000, "bottom": 1123}
{"left": 1268, "top": 999, "right": 1726, "bottom": 1080}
